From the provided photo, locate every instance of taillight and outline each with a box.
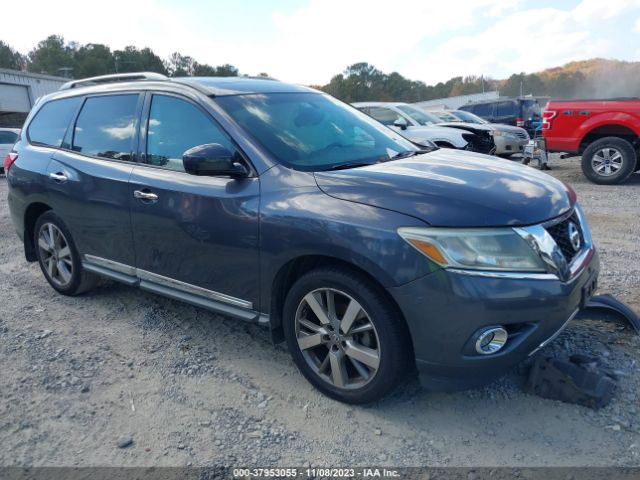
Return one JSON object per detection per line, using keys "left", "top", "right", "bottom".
{"left": 3, "top": 152, "right": 18, "bottom": 172}
{"left": 541, "top": 110, "right": 557, "bottom": 130}
{"left": 516, "top": 117, "right": 525, "bottom": 127}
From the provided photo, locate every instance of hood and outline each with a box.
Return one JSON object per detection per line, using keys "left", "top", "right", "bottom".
{"left": 437, "top": 122, "right": 493, "bottom": 133}
{"left": 314, "top": 149, "right": 574, "bottom": 227}
{"left": 488, "top": 123, "right": 529, "bottom": 135}
{"left": 404, "top": 125, "right": 466, "bottom": 136}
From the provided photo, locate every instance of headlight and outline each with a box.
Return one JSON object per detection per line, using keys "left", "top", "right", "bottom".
{"left": 492, "top": 131, "right": 516, "bottom": 138}
{"left": 398, "top": 227, "right": 547, "bottom": 272}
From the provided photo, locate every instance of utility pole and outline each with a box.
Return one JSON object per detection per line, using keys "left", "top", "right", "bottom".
{"left": 520, "top": 79, "right": 523, "bottom": 97}
{"left": 481, "top": 75, "right": 485, "bottom": 94}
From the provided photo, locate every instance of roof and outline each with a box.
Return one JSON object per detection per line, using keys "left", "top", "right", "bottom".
{"left": 173, "top": 77, "right": 316, "bottom": 96}
{"left": 52, "top": 72, "right": 317, "bottom": 97}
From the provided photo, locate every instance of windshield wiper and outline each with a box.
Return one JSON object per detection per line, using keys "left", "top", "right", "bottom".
{"left": 390, "top": 150, "right": 424, "bottom": 160}
{"left": 325, "top": 161, "right": 378, "bottom": 171}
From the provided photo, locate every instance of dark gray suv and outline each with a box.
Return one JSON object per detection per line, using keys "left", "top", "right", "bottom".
{"left": 5, "top": 73, "right": 599, "bottom": 403}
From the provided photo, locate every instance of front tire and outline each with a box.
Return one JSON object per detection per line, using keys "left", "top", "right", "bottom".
{"left": 581, "top": 137, "right": 637, "bottom": 185}
{"left": 283, "top": 267, "right": 411, "bottom": 404}
{"left": 34, "top": 211, "right": 98, "bottom": 296}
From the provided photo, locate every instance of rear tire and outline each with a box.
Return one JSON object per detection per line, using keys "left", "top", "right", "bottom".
{"left": 34, "top": 211, "right": 98, "bottom": 296}
{"left": 283, "top": 267, "right": 411, "bottom": 404}
{"left": 581, "top": 137, "right": 637, "bottom": 185}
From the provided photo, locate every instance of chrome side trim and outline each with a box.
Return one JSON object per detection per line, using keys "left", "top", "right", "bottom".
{"left": 447, "top": 268, "right": 557, "bottom": 280}
{"left": 137, "top": 269, "right": 253, "bottom": 309}
{"left": 85, "top": 254, "right": 136, "bottom": 276}
{"left": 528, "top": 308, "right": 579, "bottom": 357}
{"left": 83, "top": 254, "right": 253, "bottom": 309}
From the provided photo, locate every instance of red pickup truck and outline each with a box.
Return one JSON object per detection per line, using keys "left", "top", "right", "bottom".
{"left": 542, "top": 99, "right": 640, "bottom": 184}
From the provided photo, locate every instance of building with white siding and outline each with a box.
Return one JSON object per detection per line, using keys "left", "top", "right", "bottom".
{"left": 412, "top": 91, "right": 499, "bottom": 111}
{"left": 0, "top": 69, "right": 67, "bottom": 127}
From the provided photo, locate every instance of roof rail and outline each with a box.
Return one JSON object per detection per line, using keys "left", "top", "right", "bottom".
{"left": 59, "top": 72, "right": 169, "bottom": 90}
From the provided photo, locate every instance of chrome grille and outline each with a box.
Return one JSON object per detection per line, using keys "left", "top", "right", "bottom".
{"left": 514, "top": 130, "right": 529, "bottom": 140}
{"left": 545, "top": 212, "right": 583, "bottom": 264}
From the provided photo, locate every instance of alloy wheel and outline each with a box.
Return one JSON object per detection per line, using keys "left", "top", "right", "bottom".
{"left": 295, "top": 288, "right": 381, "bottom": 390}
{"left": 37, "top": 223, "right": 74, "bottom": 287}
{"left": 591, "top": 147, "right": 623, "bottom": 176}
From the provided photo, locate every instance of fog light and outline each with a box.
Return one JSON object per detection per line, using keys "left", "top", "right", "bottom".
{"left": 475, "top": 327, "right": 508, "bottom": 355}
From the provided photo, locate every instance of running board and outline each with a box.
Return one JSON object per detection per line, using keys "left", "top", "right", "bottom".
{"left": 82, "top": 256, "right": 261, "bottom": 324}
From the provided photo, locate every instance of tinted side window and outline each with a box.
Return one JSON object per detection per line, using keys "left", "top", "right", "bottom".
{"left": 72, "top": 94, "right": 139, "bottom": 161}
{"left": 497, "top": 101, "right": 516, "bottom": 116}
{"left": 27, "top": 97, "right": 82, "bottom": 147}
{"left": 145, "top": 95, "right": 235, "bottom": 172}
{"left": 473, "top": 103, "right": 492, "bottom": 117}
{"left": 366, "top": 107, "right": 401, "bottom": 126}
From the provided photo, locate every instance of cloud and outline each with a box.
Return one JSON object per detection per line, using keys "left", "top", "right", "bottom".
{"left": 269, "top": 0, "right": 521, "bottom": 84}
{"left": 405, "top": 0, "right": 640, "bottom": 84}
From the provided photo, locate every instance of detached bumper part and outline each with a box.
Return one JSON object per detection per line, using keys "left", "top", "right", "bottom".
{"left": 524, "top": 355, "right": 617, "bottom": 409}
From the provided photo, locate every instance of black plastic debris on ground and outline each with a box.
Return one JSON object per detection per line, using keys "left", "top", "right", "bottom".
{"left": 525, "top": 354, "right": 618, "bottom": 409}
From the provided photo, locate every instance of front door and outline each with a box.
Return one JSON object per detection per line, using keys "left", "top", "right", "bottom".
{"left": 129, "top": 93, "right": 260, "bottom": 310}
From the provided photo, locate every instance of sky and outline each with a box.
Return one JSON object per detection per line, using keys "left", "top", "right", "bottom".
{"left": 6, "top": 0, "right": 640, "bottom": 85}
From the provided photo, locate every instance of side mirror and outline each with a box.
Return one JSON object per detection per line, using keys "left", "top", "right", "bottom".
{"left": 393, "top": 116, "right": 408, "bottom": 130}
{"left": 182, "top": 143, "right": 248, "bottom": 178}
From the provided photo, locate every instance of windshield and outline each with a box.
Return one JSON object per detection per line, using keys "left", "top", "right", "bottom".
{"left": 0, "top": 131, "right": 18, "bottom": 144}
{"left": 396, "top": 105, "right": 441, "bottom": 126}
{"left": 432, "top": 111, "right": 464, "bottom": 123}
{"left": 449, "top": 110, "right": 489, "bottom": 124}
{"left": 216, "top": 93, "right": 419, "bottom": 171}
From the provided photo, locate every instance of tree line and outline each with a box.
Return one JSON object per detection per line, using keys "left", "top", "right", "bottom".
{"left": 0, "top": 36, "right": 246, "bottom": 79}
{"left": 2, "top": 36, "right": 638, "bottom": 101}
{"left": 320, "top": 59, "right": 640, "bottom": 103}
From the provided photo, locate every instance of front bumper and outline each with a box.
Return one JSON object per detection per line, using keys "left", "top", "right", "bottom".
{"left": 494, "top": 135, "right": 529, "bottom": 155}
{"left": 387, "top": 248, "right": 599, "bottom": 391}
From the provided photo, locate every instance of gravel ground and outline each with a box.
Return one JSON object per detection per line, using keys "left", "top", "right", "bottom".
{"left": 0, "top": 154, "right": 639, "bottom": 468}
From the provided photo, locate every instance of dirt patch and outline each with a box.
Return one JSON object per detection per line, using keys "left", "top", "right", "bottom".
{"left": 0, "top": 155, "right": 639, "bottom": 467}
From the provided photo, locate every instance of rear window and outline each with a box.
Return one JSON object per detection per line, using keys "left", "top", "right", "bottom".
{"left": 27, "top": 96, "right": 82, "bottom": 147}
{"left": 0, "top": 131, "right": 18, "bottom": 144}
{"left": 72, "top": 94, "right": 139, "bottom": 161}
{"left": 521, "top": 99, "right": 541, "bottom": 119}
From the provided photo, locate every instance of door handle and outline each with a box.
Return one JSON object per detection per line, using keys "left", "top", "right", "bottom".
{"left": 133, "top": 190, "right": 159, "bottom": 202}
{"left": 49, "top": 172, "right": 68, "bottom": 183}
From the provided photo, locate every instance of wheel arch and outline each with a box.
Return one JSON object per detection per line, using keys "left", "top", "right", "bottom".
{"left": 267, "top": 255, "right": 414, "bottom": 359}
{"left": 23, "top": 202, "right": 52, "bottom": 262}
{"left": 578, "top": 122, "right": 639, "bottom": 154}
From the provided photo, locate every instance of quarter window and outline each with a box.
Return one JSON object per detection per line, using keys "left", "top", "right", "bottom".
{"left": 145, "top": 95, "right": 235, "bottom": 172}
{"left": 72, "top": 94, "right": 139, "bottom": 161}
{"left": 27, "top": 96, "right": 82, "bottom": 147}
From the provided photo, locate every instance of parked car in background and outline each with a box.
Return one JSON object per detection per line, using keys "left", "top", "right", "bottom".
{"left": 543, "top": 98, "right": 640, "bottom": 184}
{"left": 353, "top": 102, "right": 495, "bottom": 154}
{"left": 430, "top": 109, "right": 530, "bottom": 157}
{"left": 6, "top": 73, "right": 599, "bottom": 404}
{"left": 1, "top": 128, "right": 20, "bottom": 174}
{"left": 459, "top": 97, "right": 542, "bottom": 134}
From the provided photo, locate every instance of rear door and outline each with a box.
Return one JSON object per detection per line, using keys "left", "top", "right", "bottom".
{"left": 47, "top": 92, "right": 142, "bottom": 267}
{"left": 129, "top": 92, "right": 260, "bottom": 309}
